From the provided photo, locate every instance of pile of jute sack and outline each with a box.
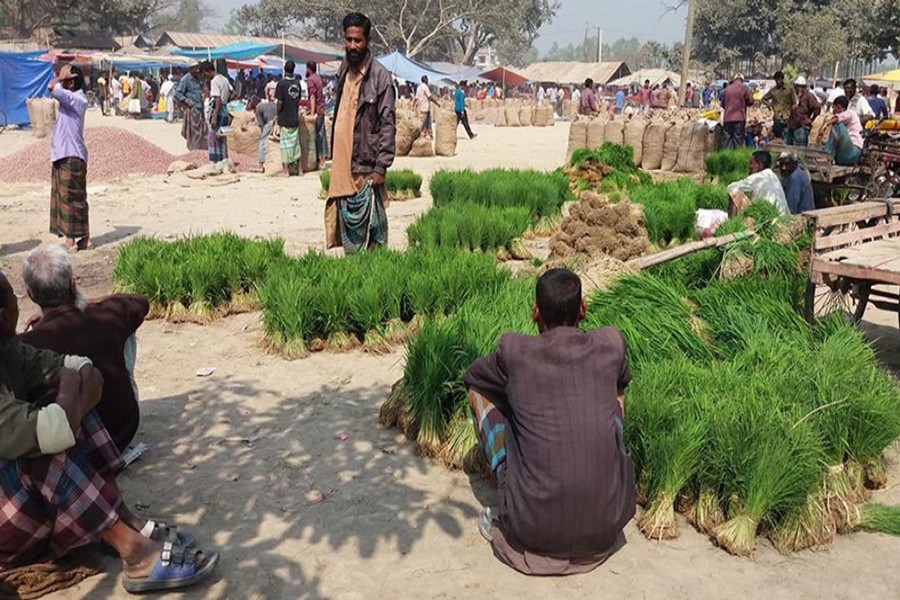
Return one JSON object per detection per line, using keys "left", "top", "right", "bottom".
{"left": 567, "top": 113, "right": 721, "bottom": 173}
{"left": 395, "top": 99, "right": 459, "bottom": 158}
{"left": 229, "top": 110, "right": 332, "bottom": 176}
{"left": 25, "top": 98, "right": 58, "bottom": 138}
{"left": 456, "top": 98, "right": 561, "bottom": 127}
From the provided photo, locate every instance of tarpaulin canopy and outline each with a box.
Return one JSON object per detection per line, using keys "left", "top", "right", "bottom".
{"left": 376, "top": 51, "right": 453, "bottom": 84}
{"left": 478, "top": 66, "right": 528, "bottom": 88}
{"left": 0, "top": 50, "right": 54, "bottom": 126}
{"left": 172, "top": 41, "right": 341, "bottom": 64}
{"left": 863, "top": 69, "right": 900, "bottom": 84}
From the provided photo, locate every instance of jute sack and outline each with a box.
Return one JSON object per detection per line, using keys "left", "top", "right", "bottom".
{"left": 518, "top": 105, "right": 534, "bottom": 127}
{"left": 587, "top": 117, "right": 607, "bottom": 148}
{"left": 27, "top": 98, "right": 58, "bottom": 139}
{"left": 505, "top": 105, "right": 521, "bottom": 127}
{"left": 434, "top": 108, "right": 458, "bottom": 157}
{"left": 409, "top": 136, "right": 435, "bottom": 157}
{"left": 534, "top": 106, "right": 548, "bottom": 127}
{"left": 624, "top": 118, "right": 648, "bottom": 165}
{"left": 396, "top": 111, "right": 421, "bottom": 156}
{"left": 641, "top": 120, "right": 667, "bottom": 170}
{"left": 299, "top": 115, "right": 318, "bottom": 172}
{"left": 264, "top": 139, "right": 283, "bottom": 176}
{"left": 705, "top": 124, "right": 722, "bottom": 155}
{"left": 661, "top": 123, "right": 683, "bottom": 171}
{"left": 604, "top": 119, "right": 626, "bottom": 146}
{"left": 566, "top": 119, "right": 589, "bottom": 161}
{"left": 675, "top": 121, "right": 709, "bottom": 173}
{"left": 229, "top": 110, "right": 261, "bottom": 156}
{"left": 809, "top": 114, "right": 832, "bottom": 148}
{"left": 494, "top": 104, "right": 509, "bottom": 127}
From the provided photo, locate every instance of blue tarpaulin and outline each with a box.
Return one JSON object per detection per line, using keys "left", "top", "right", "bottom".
{"left": 173, "top": 41, "right": 342, "bottom": 64}
{"left": 0, "top": 51, "right": 53, "bottom": 126}
{"left": 376, "top": 52, "right": 453, "bottom": 85}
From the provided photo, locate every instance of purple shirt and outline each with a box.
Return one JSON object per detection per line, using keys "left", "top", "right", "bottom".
{"left": 579, "top": 88, "right": 599, "bottom": 115}
{"left": 307, "top": 73, "right": 326, "bottom": 117}
{"left": 50, "top": 84, "right": 88, "bottom": 163}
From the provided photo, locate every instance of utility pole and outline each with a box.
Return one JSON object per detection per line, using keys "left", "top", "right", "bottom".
{"left": 679, "top": 0, "right": 697, "bottom": 105}
{"left": 597, "top": 26, "right": 602, "bottom": 63}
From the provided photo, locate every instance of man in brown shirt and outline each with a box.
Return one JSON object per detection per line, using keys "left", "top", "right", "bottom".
{"left": 464, "top": 269, "right": 635, "bottom": 575}
{"left": 325, "top": 12, "right": 396, "bottom": 253}
{"left": 786, "top": 76, "right": 821, "bottom": 147}
{"left": 19, "top": 243, "right": 149, "bottom": 451}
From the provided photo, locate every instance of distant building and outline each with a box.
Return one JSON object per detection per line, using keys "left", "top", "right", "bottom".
{"left": 474, "top": 47, "right": 499, "bottom": 70}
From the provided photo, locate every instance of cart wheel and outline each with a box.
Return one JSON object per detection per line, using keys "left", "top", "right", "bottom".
{"left": 804, "top": 280, "right": 870, "bottom": 324}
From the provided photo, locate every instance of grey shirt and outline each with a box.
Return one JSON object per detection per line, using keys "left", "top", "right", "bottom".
{"left": 256, "top": 101, "right": 278, "bottom": 127}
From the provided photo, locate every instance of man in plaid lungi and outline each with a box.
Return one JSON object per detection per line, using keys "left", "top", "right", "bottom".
{"left": 48, "top": 64, "right": 90, "bottom": 251}
{"left": 0, "top": 273, "right": 219, "bottom": 593}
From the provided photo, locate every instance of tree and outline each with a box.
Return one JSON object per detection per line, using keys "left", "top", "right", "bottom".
{"left": 776, "top": 10, "right": 843, "bottom": 73}
{"left": 1, "top": 0, "right": 165, "bottom": 37}
{"left": 150, "top": 0, "right": 215, "bottom": 34}
{"left": 222, "top": 8, "right": 249, "bottom": 35}
{"left": 235, "top": 0, "right": 556, "bottom": 62}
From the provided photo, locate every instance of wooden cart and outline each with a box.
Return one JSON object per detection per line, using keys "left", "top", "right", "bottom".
{"left": 803, "top": 200, "right": 900, "bottom": 331}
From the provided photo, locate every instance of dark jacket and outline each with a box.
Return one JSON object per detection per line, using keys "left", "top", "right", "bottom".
{"left": 332, "top": 52, "right": 396, "bottom": 176}
{"left": 788, "top": 90, "right": 821, "bottom": 129}
{"left": 20, "top": 295, "right": 149, "bottom": 452}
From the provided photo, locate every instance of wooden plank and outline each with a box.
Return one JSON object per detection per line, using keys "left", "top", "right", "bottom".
{"left": 814, "top": 221, "right": 900, "bottom": 251}
{"left": 810, "top": 257, "right": 900, "bottom": 286}
{"left": 819, "top": 238, "right": 900, "bottom": 266}
{"left": 627, "top": 230, "right": 754, "bottom": 270}
{"left": 804, "top": 202, "right": 889, "bottom": 229}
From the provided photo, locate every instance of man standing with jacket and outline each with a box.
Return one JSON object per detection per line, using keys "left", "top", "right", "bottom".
{"left": 325, "top": 12, "right": 396, "bottom": 253}
{"left": 721, "top": 74, "right": 754, "bottom": 149}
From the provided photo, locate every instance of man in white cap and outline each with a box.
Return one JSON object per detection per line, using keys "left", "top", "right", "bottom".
{"left": 726, "top": 150, "right": 789, "bottom": 216}
{"left": 786, "top": 76, "right": 820, "bottom": 147}
{"left": 721, "top": 73, "right": 754, "bottom": 149}
{"left": 159, "top": 74, "right": 176, "bottom": 123}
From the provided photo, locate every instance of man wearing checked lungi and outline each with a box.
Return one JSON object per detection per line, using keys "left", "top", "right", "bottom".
{"left": 48, "top": 64, "right": 90, "bottom": 252}
{"left": 464, "top": 269, "right": 636, "bottom": 575}
{"left": 324, "top": 12, "right": 396, "bottom": 254}
{"left": 0, "top": 272, "right": 220, "bottom": 593}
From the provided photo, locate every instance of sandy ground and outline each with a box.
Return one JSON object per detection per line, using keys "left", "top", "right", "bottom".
{"left": 2, "top": 113, "right": 900, "bottom": 599}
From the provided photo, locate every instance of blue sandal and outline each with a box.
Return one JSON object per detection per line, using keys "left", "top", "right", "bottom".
{"left": 122, "top": 531, "right": 219, "bottom": 594}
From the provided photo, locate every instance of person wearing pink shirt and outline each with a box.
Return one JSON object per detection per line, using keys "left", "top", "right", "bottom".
{"left": 821, "top": 95, "right": 864, "bottom": 166}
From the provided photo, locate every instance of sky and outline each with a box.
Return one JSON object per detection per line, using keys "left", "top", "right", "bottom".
{"left": 207, "top": 0, "right": 687, "bottom": 55}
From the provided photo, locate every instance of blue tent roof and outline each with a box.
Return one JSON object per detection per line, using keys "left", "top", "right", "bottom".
{"left": 172, "top": 41, "right": 341, "bottom": 63}
{"left": 0, "top": 51, "right": 53, "bottom": 126}
{"left": 376, "top": 51, "right": 452, "bottom": 84}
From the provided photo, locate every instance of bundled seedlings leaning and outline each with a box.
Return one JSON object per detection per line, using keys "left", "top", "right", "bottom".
{"left": 257, "top": 247, "right": 509, "bottom": 358}
{"left": 319, "top": 169, "right": 424, "bottom": 201}
{"left": 407, "top": 202, "right": 533, "bottom": 253}
{"left": 429, "top": 168, "right": 572, "bottom": 218}
{"left": 114, "top": 233, "right": 286, "bottom": 321}
{"left": 705, "top": 148, "right": 755, "bottom": 185}
{"left": 386, "top": 236, "right": 900, "bottom": 555}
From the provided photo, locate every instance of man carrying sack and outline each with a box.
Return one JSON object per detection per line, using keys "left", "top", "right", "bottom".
{"left": 324, "top": 12, "right": 396, "bottom": 254}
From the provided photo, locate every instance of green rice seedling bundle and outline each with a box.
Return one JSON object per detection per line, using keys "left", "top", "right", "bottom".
{"left": 115, "top": 233, "right": 285, "bottom": 319}
{"left": 407, "top": 202, "right": 532, "bottom": 252}
{"left": 628, "top": 180, "right": 700, "bottom": 244}
{"left": 386, "top": 277, "right": 535, "bottom": 457}
{"left": 584, "top": 274, "right": 711, "bottom": 367}
{"left": 705, "top": 148, "right": 754, "bottom": 184}
{"left": 570, "top": 143, "right": 640, "bottom": 173}
{"left": 429, "top": 168, "right": 571, "bottom": 218}
{"left": 646, "top": 248, "right": 721, "bottom": 291}
{"left": 257, "top": 247, "right": 509, "bottom": 355}
{"left": 319, "top": 169, "right": 423, "bottom": 200}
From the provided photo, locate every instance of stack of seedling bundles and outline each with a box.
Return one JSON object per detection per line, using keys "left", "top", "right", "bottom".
{"left": 705, "top": 148, "right": 755, "bottom": 186}
{"left": 318, "top": 169, "right": 423, "bottom": 202}
{"left": 114, "top": 233, "right": 286, "bottom": 321}
{"left": 409, "top": 168, "right": 572, "bottom": 256}
{"left": 387, "top": 199, "right": 900, "bottom": 555}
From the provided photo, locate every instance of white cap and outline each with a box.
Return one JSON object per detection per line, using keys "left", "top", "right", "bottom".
{"left": 733, "top": 73, "right": 744, "bottom": 81}
{"left": 794, "top": 76, "right": 807, "bottom": 86}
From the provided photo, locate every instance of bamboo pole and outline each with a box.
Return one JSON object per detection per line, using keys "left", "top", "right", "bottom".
{"left": 626, "top": 230, "right": 755, "bottom": 270}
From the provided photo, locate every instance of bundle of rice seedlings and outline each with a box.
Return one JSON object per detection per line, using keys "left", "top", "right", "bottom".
{"left": 851, "top": 502, "right": 900, "bottom": 536}
{"left": 705, "top": 148, "right": 754, "bottom": 183}
{"left": 570, "top": 143, "right": 640, "bottom": 173}
{"left": 585, "top": 274, "right": 712, "bottom": 368}
{"left": 319, "top": 169, "right": 423, "bottom": 200}
{"left": 628, "top": 180, "right": 698, "bottom": 244}
{"left": 626, "top": 358, "right": 709, "bottom": 539}
{"left": 256, "top": 263, "right": 314, "bottom": 358}
{"left": 429, "top": 168, "right": 572, "bottom": 218}
{"left": 407, "top": 202, "right": 532, "bottom": 252}
{"left": 709, "top": 387, "right": 824, "bottom": 556}
{"left": 646, "top": 249, "right": 721, "bottom": 292}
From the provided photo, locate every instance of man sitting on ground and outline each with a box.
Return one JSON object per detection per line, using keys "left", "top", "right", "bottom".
{"left": 778, "top": 152, "right": 815, "bottom": 214}
{"left": 725, "top": 150, "right": 789, "bottom": 216}
{"left": 19, "top": 244, "right": 148, "bottom": 452}
{"left": 821, "top": 96, "right": 864, "bottom": 166}
{"left": 464, "top": 269, "right": 635, "bottom": 576}
{"left": 0, "top": 271, "right": 218, "bottom": 593}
